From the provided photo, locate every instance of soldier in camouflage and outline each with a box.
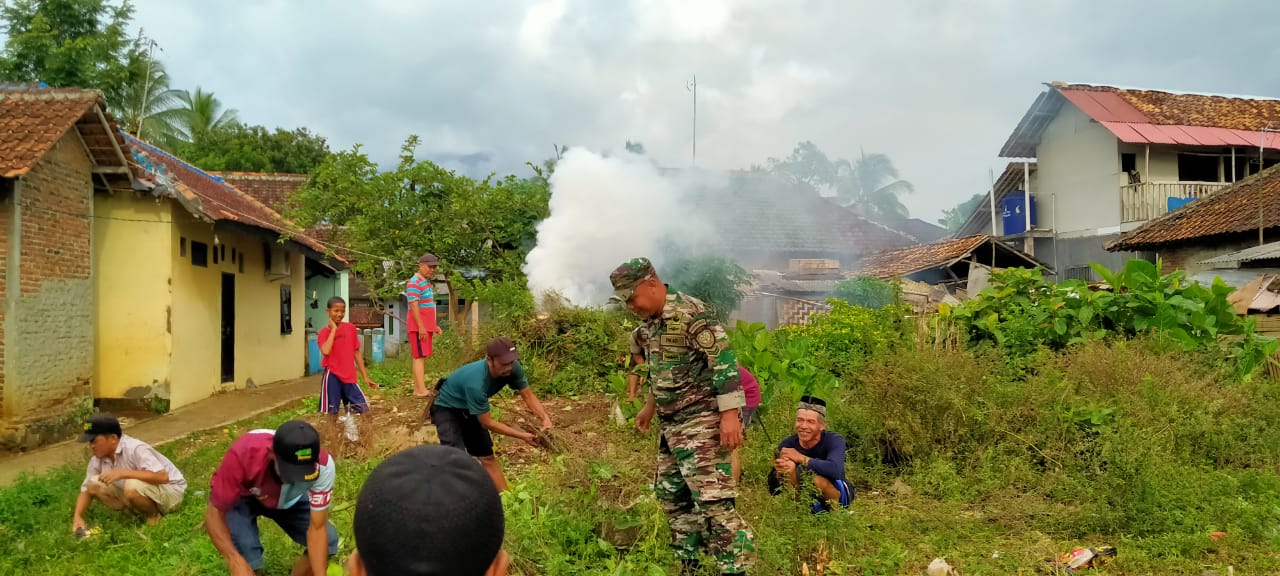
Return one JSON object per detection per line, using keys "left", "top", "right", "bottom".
{"left": 610, "top": 257, "right": 756, "bottom": 575}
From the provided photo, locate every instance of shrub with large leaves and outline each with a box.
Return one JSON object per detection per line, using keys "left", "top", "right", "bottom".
{"left": 941, "top": 260, "right": 1278, "bottom": 378}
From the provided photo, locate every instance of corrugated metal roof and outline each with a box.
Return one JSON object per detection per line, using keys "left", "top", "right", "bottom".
{"left": 1199, "top": 241, "right": 1280, "bottom": 268}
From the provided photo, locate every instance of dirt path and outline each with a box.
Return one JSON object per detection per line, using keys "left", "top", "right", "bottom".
{"left": 0, "top": 375, "right": 321, "bottom": 487}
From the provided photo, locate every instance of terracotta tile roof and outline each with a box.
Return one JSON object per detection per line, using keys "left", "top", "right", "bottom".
{"left": 1107, "top": 164, "right": 1280, "bottom": 251}
{"left": 1002, "top": 82, "right": 1280, "bottom": 158}
{"left": 1058, "top": 83, "right": 1280, "bottom": 132}
{"left": 697, "top": 174, "right": 918, "bottom": 259}
{"left": 123, "top": 134, "right": 335, "bottom": 258}
{"left": 853, "top": 235, "right": 991, "bottom": 278}
{"left": 211, "top": 172, "right": 358, "bottom": 263}
{"left": 211, "top": 172, "right": 309, "bottom": 213}
{"left": 0, "top": 86, "right": 132, "bottom": 178}
{"left": 893, "top": 218, "right": 949, "bottom": 243}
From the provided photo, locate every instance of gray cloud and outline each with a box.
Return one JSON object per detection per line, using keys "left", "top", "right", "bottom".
{"left": 132, "top": 0, "right": 1280, "bottom": 221}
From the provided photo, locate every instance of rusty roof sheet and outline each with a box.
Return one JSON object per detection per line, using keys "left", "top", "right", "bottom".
{"left": 852, "top": 235, "right": 992, "bottom": 278}
{"left": 1107, "top": 164, "right": 1280, "bottom": 251}
{"left": 0, "top": 87, "right": 132, "bottom": 178}
{"left": 124, "top": 134, "right": 334, "bottom": 257}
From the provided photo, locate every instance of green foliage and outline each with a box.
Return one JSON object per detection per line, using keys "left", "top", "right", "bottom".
{"left": 497, "top": 304, "right": 633, "bottom": 396}
{"left": 937, "top": 192, "right": 986, "bottom": 233}
{"left": 942, "top": 260, "right": 1279, "bottom": 379}
{"left": 662, "top": 252, "right": 753, "bottom": 323}
{"left": 728, "top": 321, "right": 837, "bottom": 419}
{"left": 836, "top": 338, "right": 1280, "bottom": 556}
{"left": 832, "top": 276, "right": 897, "bottom": 309}
{"left": 290, "top": 135, "right": 550, "bottom": 300}
{"left": 0, "top": 0, "right": 146, "bottom": 106}
{"left": 783, "top": 299, "right": 910, "bottom": 376}
{"left": 177, "top": 124, "right": 331, "bottom": 174}
{"left": 761, "top": 141, "right": 913, "bottom": 221}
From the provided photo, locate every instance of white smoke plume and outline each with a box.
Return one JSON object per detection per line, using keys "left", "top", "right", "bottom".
{"left": 523, "top": 148, "right": 720, "bottom": 306}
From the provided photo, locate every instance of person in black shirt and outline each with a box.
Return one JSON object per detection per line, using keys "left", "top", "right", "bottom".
{"left": 767, "top": 396, "right": 853, "bottom": 513}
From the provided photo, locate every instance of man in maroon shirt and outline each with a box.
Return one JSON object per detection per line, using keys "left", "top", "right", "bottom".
{"left": 204, "top": 420, "right": 339, "bottom": 576}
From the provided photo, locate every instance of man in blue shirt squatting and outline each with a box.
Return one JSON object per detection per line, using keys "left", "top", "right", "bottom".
{"left": 611, "top": 257, "right": 755, "bottom": 575}
{"left": 767, "top": 396, "right": 854, "bottom": 513}
{"left": 428, "top": 336, "right": 554, "bottom": 492}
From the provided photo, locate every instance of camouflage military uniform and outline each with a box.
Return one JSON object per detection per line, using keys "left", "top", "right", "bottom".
{"left": 612, "top": 258, "right": 756, "bottom": 574}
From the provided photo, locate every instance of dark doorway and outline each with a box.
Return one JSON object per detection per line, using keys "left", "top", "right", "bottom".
{"left": 221, "top": 273, "right": 235, "bottom": 383}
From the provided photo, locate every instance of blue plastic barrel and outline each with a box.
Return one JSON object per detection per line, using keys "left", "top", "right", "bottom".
{"left": 372, "top": 328, "right": 385, "bottom": 363}
{"left": 1001, "top": 193, "right": 1038, "bottom": 235}
{"left": 307, "top": 333, "right": 322, "bottom": 374}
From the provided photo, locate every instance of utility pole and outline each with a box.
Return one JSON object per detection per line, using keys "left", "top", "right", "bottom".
{"left": 687, "top": 74, "right": 697, "bottom": 166}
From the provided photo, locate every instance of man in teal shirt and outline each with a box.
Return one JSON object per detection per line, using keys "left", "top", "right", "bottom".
{"left": 429, "top": 337, "right": 553, "bottom": 491}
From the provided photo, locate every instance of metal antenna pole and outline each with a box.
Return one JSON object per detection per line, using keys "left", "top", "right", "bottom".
{"left": 687, "top": 75, "right": 697, "bottom": 166}
{"left": 136, "top": 37, "right": 159, "bottom": 139}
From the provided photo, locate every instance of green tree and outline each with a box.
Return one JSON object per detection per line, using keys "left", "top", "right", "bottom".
{"left": 834, "top": 150, "right": 913, "bottom": 222}
{"left": 0, "top": 0, "right": 146, "bottom": 104}
{"left": 112, "top": 58, "right": 187, "bottom": 148}
{"left": 762, "top": 141, "right": 913, "bottom": 222}
{"left": 661, "top": 246, "right": 753, "bottom": 322}
{"left": 177, "top": 124, "right": 331, "bottom": 174}
{"left": 833, "top": 276, "right": 897, "bottom": 309}
{"left": 176, "top": 86, "right": 238, "bottom": 139}
{"left": 938, "top": 193, "right": 986, "bottom": 233}
{"left": 289, "top": 135, "right": 551, "bottom": 299}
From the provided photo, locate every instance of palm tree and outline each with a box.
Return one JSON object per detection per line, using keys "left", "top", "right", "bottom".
{"left": 834, "top": 150, "right": 913, "bottom": 222}
{"left": 176, "top": 87, "right": 239, "bottom": 140}
{"left": 110, "top": 60, "right": 187, "bottom": 149}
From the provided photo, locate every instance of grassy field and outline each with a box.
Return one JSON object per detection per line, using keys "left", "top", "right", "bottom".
{"left": 3, "top": 328, "right": 1280, "bottom": 574}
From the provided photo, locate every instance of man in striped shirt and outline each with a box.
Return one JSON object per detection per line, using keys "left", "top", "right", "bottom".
{"left": 407, "top": 252, "right": 441, "bottom": 397}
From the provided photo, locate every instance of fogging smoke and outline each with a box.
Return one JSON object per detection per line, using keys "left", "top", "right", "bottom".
{"left": 523, "top": 148, "right": 720, "bottom": 306}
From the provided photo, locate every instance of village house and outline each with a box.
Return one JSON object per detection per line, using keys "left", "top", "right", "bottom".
{"left": 701, "top": 174, "right": 918, "bottom": 326}
{"left": 211, "top": 172, "right": 474, "bottom": 358}
{"left": 1105, "top": 164, "right": 1280, "bottom": 277}
{"left": 959, "top": 82, "right": 1280, "bottom": 281}
{"left": 852, "top": 234, "right": 1049, "bottom": 303}
{"left": 92, "top": 134, "right": 340, "bottom": 413}
{"left": 0, "top": 87, "right": 136, "bottom": 449}
{"left": 211, "top": 173, "right": 352, "bottom": 338}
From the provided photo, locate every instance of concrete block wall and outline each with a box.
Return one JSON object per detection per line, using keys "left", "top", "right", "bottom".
{"left": 0, "top": 133, "right": 95, "bottom": 450}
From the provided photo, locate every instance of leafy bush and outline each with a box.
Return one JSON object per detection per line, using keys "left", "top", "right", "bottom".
{"left": 663, "top": 253, "right": 754, "bottom": 323}
{"left": 782, "top": 299, "right": 911, "bottom": 376}
{"left": 833, "top": 276, "right": 897, "bottom": 309}
{"left": 941, "top": 260, "right": 1278, "bottom": 378}
{"left": 728, "top": 322, "right": 838, "bottom": 420}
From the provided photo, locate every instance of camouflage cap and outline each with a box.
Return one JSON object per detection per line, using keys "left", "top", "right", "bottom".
{"left": 609, "top": 257, "right": 656, "bottom": 301}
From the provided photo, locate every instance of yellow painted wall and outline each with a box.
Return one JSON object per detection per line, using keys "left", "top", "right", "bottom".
{"left": 233, "top": 237, "right": 306, "bottom": 389}
{"left": 93, "top": 194, "right": 173, "bottom": 400}
{"left": 168, "top": 212, "right": 306, "bottom": 410}
{"left": 169, "top": 212, "right": 221, "bottom": 409}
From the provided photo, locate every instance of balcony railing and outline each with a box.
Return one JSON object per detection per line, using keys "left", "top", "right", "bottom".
{"left": 1120, "top": 181, "right": 1230, "bottom": 223}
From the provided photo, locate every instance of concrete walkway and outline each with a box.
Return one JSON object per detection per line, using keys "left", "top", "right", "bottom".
{"left": 0, "top": 374, "right": 320, "bottom": 488}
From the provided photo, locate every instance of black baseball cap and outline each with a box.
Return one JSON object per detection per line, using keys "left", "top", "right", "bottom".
{"left": 78, "top": 413, "right": 122, "bottom": 442}
{"left": 272, "top": 420, "right": 322, "bottom": 483}
{"left": 354, "top": 445, "right": 504, "bottom": 576}
{"left": 485, "top": 337, "right": 518, "bottom": 365}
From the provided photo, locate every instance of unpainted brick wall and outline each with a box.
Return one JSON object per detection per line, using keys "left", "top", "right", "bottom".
{"left": 4, "top": 132, "right": 94, "bottom": 419}
{"left": 0, "top": 188, "right": 9, "bottom": 416}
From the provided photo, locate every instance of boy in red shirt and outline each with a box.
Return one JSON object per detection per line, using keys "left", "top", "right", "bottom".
{"left": 318, "top": 297, "right": 378, "bottom": 437}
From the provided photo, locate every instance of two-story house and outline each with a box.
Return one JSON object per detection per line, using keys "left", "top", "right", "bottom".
{"left": 958, "top": 82, "right": 1280, "bottom": 280}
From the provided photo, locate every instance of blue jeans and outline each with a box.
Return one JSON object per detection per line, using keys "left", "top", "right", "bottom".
{"left": 225, "top": 498, "right": 339, "bottom": 570}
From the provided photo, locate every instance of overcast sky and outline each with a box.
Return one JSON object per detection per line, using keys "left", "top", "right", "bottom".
{"left": 130, "top": 0, "right": 1280, "bottom": 222}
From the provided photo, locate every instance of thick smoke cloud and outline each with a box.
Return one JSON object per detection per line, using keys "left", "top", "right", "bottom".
{"left": 523, "top": 148, "right": 721, "bottom": 306}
